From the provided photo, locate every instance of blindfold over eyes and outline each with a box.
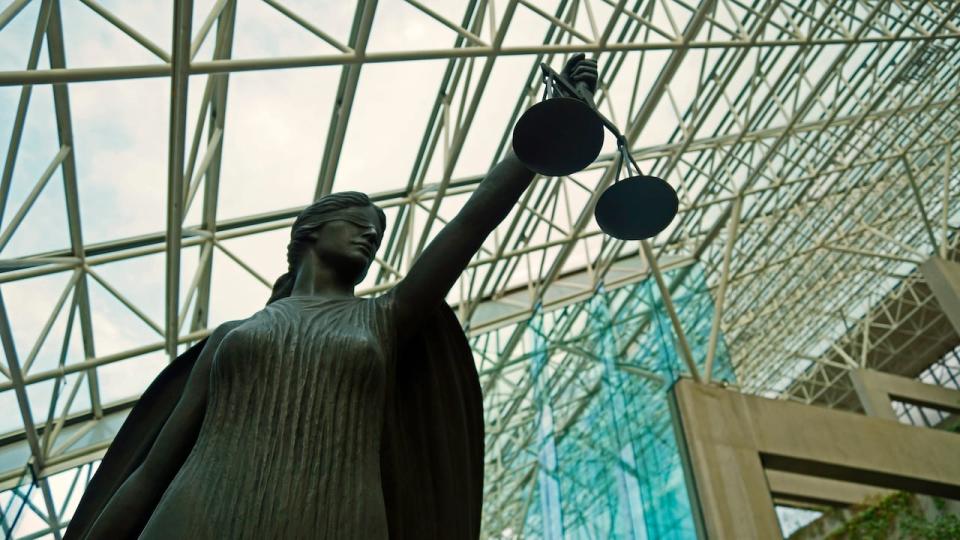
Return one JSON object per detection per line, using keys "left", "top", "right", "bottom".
{"left": 324, "top": 207, "right": 385, "bottom": 238}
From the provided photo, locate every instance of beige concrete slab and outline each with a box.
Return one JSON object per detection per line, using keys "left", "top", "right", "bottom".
{"left": 672, "top": 380, "right": 960, "bottom": 539}
{"left": 744, "top": 394, "right": 960, "bottom": 496}
{"left": 766, "top": 469, "right": 893, "bottom": 506}
{"left": 921, "top": 256, "right": 960, "bottom": 335}
{"left": 851, "top": 368, "right": 960, "bottom": 416}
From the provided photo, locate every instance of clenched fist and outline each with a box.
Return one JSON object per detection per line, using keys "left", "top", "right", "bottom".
{"left": 559, "top": 52, "right": 598, "bottom": 100}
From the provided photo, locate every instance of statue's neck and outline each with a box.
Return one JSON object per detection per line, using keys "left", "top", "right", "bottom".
{"left": 290, "top": 256, "right": 356, "bottom": 298}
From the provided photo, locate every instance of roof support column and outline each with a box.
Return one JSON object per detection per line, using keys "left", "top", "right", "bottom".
{"left": 191, "top": 0, "right": 237, "bottom": 334}
{"left": 166, "top": 0, "right": 193, "bottom": 360}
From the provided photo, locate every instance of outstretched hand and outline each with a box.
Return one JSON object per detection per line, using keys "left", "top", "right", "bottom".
{"left": 560, "top": 53, "right": 598, "bottom": 99}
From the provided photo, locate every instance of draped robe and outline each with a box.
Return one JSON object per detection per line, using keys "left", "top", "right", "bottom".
{"left": 65, "top": 295, "right": 483, "bottom": 539}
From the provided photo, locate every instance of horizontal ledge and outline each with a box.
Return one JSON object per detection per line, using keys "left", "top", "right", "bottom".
{"left": 761, "top": 452, "right": 960, "bottom": 501}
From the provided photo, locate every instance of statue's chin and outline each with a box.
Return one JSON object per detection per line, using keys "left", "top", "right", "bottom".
{"left": 318, "top": 252, "right": 370, "bottom": 286}
{"left": 352, "top": 264, "right": 372, "bottom": 286}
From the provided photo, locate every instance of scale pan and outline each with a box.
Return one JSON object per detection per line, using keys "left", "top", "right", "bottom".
{"left": 512, "top": 97, "right": 604, "bottom": 177}
{"left": 595, "top": 175, "right": 678, "bottom": 240}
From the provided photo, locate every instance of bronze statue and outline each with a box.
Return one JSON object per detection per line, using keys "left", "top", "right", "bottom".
{"left": 65, "top": 55, "right": 598, "bottom": 540}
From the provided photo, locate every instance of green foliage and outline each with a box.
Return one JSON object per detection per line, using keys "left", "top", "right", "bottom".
{"left": 825, "top": 493, "right": 960, "bottom": 540}
{"left": 825, "top": 492, "right": 906, "bottom": 539}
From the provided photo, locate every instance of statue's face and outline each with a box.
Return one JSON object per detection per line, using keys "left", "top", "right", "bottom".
{"left": 308, "top": 205, "right": 383, "bottom": 284}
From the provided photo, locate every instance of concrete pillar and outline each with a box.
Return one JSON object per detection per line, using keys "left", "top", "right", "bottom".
{"left": 850, "top": 368, "right": 960, "bottom": 420}
{"left": 920, "top": 256, "right": 960, "bottom": 335}
{"left": 669, "top": 382, "right": 782, "bottom": 539}
{"left": 849, "top": 369, "right": 898, "bottom": 420}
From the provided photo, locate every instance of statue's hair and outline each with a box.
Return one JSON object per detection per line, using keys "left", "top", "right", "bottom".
{"left": 267, "top": 191, "right": 387, "bottom": 304}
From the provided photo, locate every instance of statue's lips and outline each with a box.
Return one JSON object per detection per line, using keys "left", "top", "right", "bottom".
{"left": 352, "top": 241, "right": 375, "bottom": 258}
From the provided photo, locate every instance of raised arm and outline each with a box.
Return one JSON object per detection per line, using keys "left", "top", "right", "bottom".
{"left": 81, "top": 321, "right": 239, "bottom": 539}
{"left": 391, "top": 150, "right": 533, "bottom": 326}
{"left": 392, "top": 55, "right": 598, "bottom": 329}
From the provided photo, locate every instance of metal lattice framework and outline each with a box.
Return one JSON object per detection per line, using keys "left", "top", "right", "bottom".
{"left": 1, "top": 0, "right": 959, "bottom": 537}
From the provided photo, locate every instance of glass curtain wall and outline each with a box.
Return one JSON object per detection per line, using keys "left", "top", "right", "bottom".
{"left": 521, "top": 264, "right": 734, "bottom": 539}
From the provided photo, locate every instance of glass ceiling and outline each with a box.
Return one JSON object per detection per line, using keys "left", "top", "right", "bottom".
{"left": 1, "top": 0, "right": 959, "bottom": 537}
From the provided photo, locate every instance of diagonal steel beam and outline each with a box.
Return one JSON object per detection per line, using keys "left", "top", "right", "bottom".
{"left": 0, "top": 0, "right": 31, "bottom": 32}
{"left": 0, "top": 0, "right": 52, "bottom": 229}
{"left": 726, "top": 7, "right": 960, "bottom": 382}
{"left": 0, "top": 146, "right": 70, "bottom": 252}
{"left": 314, "top": 0, "right": 379, "bottom": 199}
{"left": 412, "top": 0, "right": 522, "bottom": 256}
{"left": 78, "top": 0, "right": 170, "bottom": 62}
{"left": 902, "top": 155, "right": 940, "bottom": 251}
{"left": 0, "top": 289, "right": 64, "bottom": 536}
{"left": 191, "top": 1, "right": 237, "bottom": 334}
{"left": 0, "top": 291, "right": 45, "bottom": 472}
{"left": 45, "top": 0, "right": 102, "bottom": 419}
{"left": 489, "top": 0, "right": 718, "bottom": 376}
{"left": 263, "top": 0, "right": 352, "bottom": 53}
{"left": 704, "top": 194, "right": 741, "bottom": 382}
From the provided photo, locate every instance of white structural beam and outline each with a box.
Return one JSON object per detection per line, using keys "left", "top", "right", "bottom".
{"left": 1, "top": 32, "right": 958, "bottom": 86}
{"left": 314, "top": 0, "right": 379, "bottom": 198}
{"left": 189, "top": 1, "right": 237, "bottom": 335}
{"left": 165, "top": 0, "right": 193, "bottom": 360}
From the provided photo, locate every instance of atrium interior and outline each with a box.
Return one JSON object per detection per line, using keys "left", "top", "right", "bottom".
{"left": 1, "top": 0, "right": 959, "bottom": 538}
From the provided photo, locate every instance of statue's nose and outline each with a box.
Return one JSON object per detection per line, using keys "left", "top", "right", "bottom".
{"left": 360, "top": 227, "right": 379, "bottom": 244}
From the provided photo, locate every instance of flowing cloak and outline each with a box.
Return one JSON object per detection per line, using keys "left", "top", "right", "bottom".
{"left": 64, "top": 303, "right": 483, "bottom": 540}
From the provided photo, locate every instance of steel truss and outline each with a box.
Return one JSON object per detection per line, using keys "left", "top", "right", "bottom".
{"left": 1, "top": 0, "right": 959, "bottom": 537}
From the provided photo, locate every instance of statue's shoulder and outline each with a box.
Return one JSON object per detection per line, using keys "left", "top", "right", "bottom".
{"left": 216, "top": 318, "right": 247, "bottom": 333}
{"left": 204, "top": 319, "right": 247, "bottom": 348}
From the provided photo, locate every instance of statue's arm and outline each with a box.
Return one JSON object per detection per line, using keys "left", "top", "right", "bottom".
{"left": 81, "top": 321, "right": 239, "bottom": 539}
{"left": 391, "top": 150, "right": 535, "bottom": 329}
{"left": 391, "top": 55, "right": 597, "bottom": 331}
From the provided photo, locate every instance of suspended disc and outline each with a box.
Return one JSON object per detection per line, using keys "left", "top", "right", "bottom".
{"left": 512, "top": 97, "right": 604, "bottom": 177}
{"left": 595, "top": 176, "right": 679, "bottom": 240}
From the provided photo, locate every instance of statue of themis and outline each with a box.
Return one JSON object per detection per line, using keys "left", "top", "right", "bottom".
{"left": 65, "top": 54, "right": 598, "bottom": 540}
